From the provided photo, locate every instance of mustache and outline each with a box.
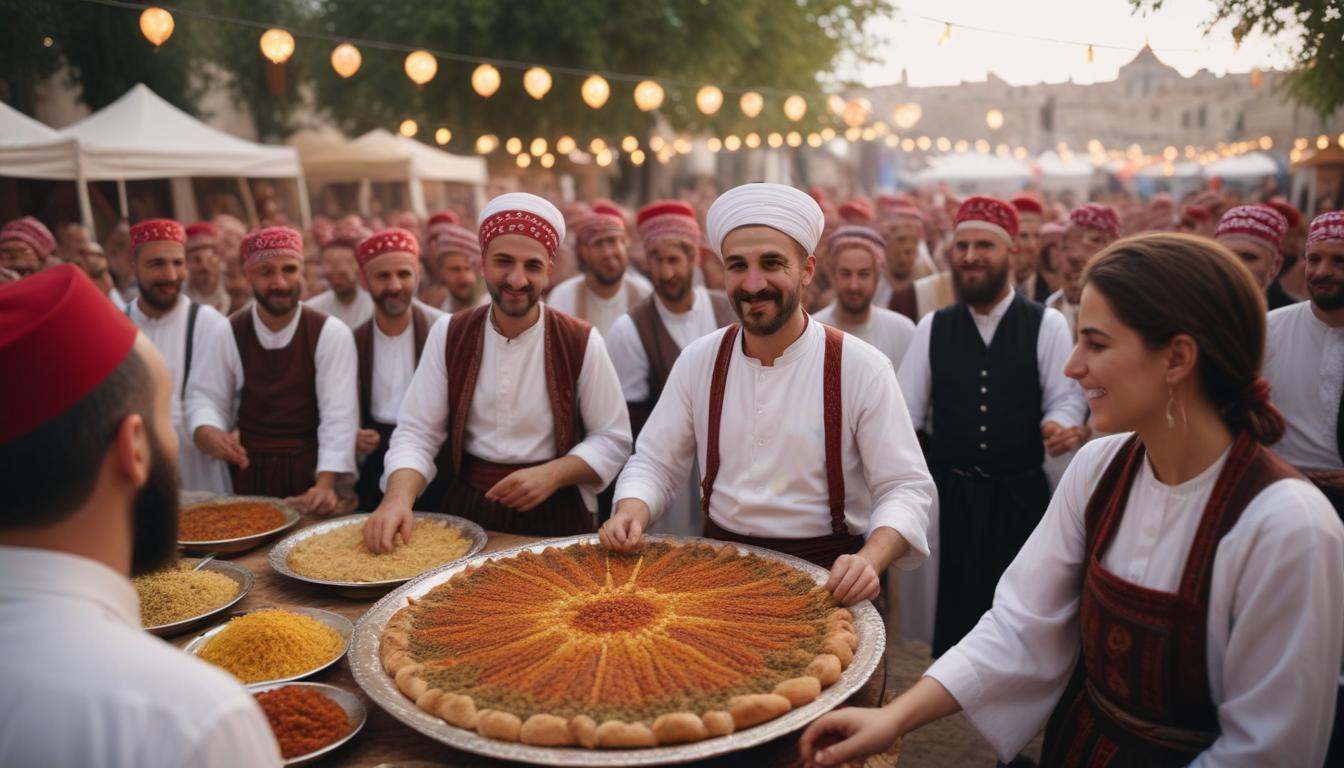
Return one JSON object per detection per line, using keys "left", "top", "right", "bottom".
{"left": 733, "top": 287, "right": 783, "bottom": 305}
{"left": 1310, "top": 278, "right": 1344, "bottom": 288}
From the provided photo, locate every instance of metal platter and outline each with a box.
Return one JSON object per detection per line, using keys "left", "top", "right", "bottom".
{"left": 144, "top": 559, "right": 254, "bottom": 638}
{"left": 185, "top": 606, "right": 353, "bottom": 686}
{"left": 178, "top": 495, "right": 302, "bottom": 555}
{"left": 247, "top": 681, "right": 368, "bottom": 766}
{"left": 349, "top": 534, "right": 885, "bottom": 767}
{"left": 267, "top": 512, "right": 487, "bottom": 599}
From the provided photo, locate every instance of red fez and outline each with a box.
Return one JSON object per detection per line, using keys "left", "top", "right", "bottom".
{"left": 955, "top": 196, "right": 1019, "bottom": 243}
{"left": 311, "top": 217, "right": 335, "bottom": 248}
{"left": 573, "top": 212, "right": 626, "bottom": 246}
{"left": 431, "top": 223, "right": 482, "bottom": 266}
{"left": 1266, "top": 199, "right": 1302, "bottom": 230}
{"left": 356, "top": 227, "right": 420, "bottom": 270}
{"left": 1180, "top": 205, "right": 1210, "bottom": 224}
{"left": 1011, "top": 195, "right": 1045, "bottom": 218}
{"left": 130, "top": 219, "right": 186, "bottom": 247}
{"left": 591, "top": 200, "right": 626, "bottom": 223}
{"left": 1068, "top": 203, "right": 1121, "bottom": 239}
{"left": 1040, "top": 221, "right": 1067, "bottom": 243}
{"left": 428, "top": 210, "right": 460, "bottom": 227}
{"left": 826, "top": 225, "right": 886, "bottom": 265}
{"left": 240, "top": 226, "right": 303, "bottom": 269}
{"left": 185, "top": 222, "right": 219, "bottom": 248}
{"left": 636, "top": 200, "right": 701, "bottom": 246}
{"left": 0, "top": 265, "right": 138, "bottom": 442}
{"left": 1216, "top": 204, "right": 1287, "bottom": 253}
{"left": 838, "top": 198, "right": 874, "bottom": 223}
{"left": 1308, "top": 212, "right": 1344, "bottom": 247}
{"left": 329, "top": 219, "right": 372, "bottom": 249}
{"left": 0, "top": 216, "right": 56, "bottom": 257}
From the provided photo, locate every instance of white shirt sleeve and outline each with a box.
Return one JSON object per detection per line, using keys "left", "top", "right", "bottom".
{"left": 605, "top": 313, "right": 651, "bottom": 402}
{"left": 179, "top": 698, "right": 282, "bottom": 768}
{"left": 566, "top": 330, "right": 634, "bottom": 493}
{"left": 384, "top": 314, "right": 453, "bottom": 488}
{"left": 185, "top": 320, "right": 243, "bottom": 436}
{"left": 896, "top": 313, "right": 935, "bottom": 432}
{"left": 1038, "top": 308, "right": 1088, "bottom": 428}
{"left": 613, "top": 339, "right": 702, "bottom": 522}
{"left": 313, "top": 317, "right": 359, "bottom": 475}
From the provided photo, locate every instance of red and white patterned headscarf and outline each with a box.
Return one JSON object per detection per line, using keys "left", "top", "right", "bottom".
{"left": 1307, "top": 211, "right": 1344, "bottom": 248}
{"left": 240, "top": 226, "right": 303, "bottom": 269}
{"left": 477, "top": 193, "right": 564, "bottom": 257}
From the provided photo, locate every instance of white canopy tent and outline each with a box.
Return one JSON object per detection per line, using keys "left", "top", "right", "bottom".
{"left": 906, "top": 152, "right": 1033, "bottom": 197}
{"left": 0, "top": 84, "right": 309, "bottom": 230}
{"left": 0, "top": 100, "right": 58, "bottom": 146}
{"left": 1203, "top": 151, "right": 1279, "bottom": 180}
{"left": 1034, "top": 150, "right": 1094, "bottom": 200}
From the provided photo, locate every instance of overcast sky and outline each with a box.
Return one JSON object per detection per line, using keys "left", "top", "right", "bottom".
{"left": 840, "top": 0, "right": 1301, "bottom": 88}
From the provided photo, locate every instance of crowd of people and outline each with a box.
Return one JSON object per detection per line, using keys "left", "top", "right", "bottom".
{"left": 1, "top": 174, "right": 1343, "bottom": 766}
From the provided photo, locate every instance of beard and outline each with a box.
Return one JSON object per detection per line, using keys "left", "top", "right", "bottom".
{"left": 140, "top": 279, "right": 182, "bottom": 312}
{"left": 487, "top": 281, "right": 540, "bottom": 318}
{"left": 375, "top": 289, "right": 413, "bottom": 317}
{"left": 1310, "top": 276, "right": 1344, "bottom": 311}
{"left": 655, "top": 275, "right": 691, "bottom": 305}
{"left": 952, "top": 259, "right": 1011, "bottom": 307}
{"left": 837, "top": 289, "right": 872, "bottom": 315}
{"left": 447, "top": 282, "right": 476, "bottom": 305}
{"left": 589, "top": 264, "right": 624, "bottom": 288}
{"left": 732, "top": 283, "right": 800, "bottom": 336}
{"left": 255, "top": 284, "right": 301, "bottom": 316}
{"left": 129, "top": 431, "right": 182, "bottom": 576}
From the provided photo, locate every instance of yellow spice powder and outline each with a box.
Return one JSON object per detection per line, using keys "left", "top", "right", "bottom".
{"left": 198, "top": 609, "right": 343, "bottom": 683}
{"left": 134, "top": 561, "right": 239, "bottom": 627}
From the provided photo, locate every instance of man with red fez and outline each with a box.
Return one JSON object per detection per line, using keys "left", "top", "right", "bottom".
{"left": 0, "top": 216, "right": 55, "bottom": 278}
{"left": 897, "top": 195, "right": 1088, "bottom": 654}
{"left": 545, "top": 207, "right": 652, "bottom": 337}
{"left": 307, "top": 218, "right": 375, "bottom": 328}
{"left": 350, "top": 228, "right": 447, "bottom": 511}
{"left": 1047, "top": 203, "right": 1122, "bottom": 339}
{"left": 76, "top": 240, "right": 126, "bottom": 310}
{"left": 364, "top": 193, "right": 632, "bottom": 551}
{"left": 430, "top": 221, "right": 487, "bottom": 314}
{"left": 1267, "top": 199, "right": 1308, "bottom": 308}
{"left": 605, "top": 200, "right": 736, "bottom": 535}
{"left": 186, "top": 226, "right": 359, "bottom": 514}
{"left": 211, "top": 214, "right": 251, "bottom": 314}
{"left": 0, "top": 266, "right": 282, "bottom": 766}
{"left": 183, "top": 222, "right": 231, "bottom": 314}
{"left": 1214, "top": 204, "right": 1289, "bottom": 303}
{"left": 814, "top": 225, "right": 917, "bottom": 370}
{"left": 1010, "top": 195, "right": 1049, "bottom": 302}
{"left": 602, "top": 183, "right": 935, "bottom": 608}
{"left": 873, "top": 202, "right": 936, "bottom": 320}
{"left": 125, "top": 219, "right": 234, "bottom": 495}
{"left": 839, "top": 197, "right": 874, "bottom": 225}
{"left": 1178, "top": 204, "right": 1213, "bottom": 236}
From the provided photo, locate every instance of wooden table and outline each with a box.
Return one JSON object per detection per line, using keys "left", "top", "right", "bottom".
{"left": 175, "top": 520, "right": 886, "bottom": 767}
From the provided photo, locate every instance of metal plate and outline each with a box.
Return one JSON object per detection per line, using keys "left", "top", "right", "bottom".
{"left": 349, "top": 534, "right": 885, "bottom": 766}
{"left": 178, "top": 496, "right": 302, "bottom": 555}
{"left": 247, "top": 681, "right": 368, "bottom": 766}
{"left": 267, "top": 513, "right": 487, "bottom": 599}
{"left": 144, "top": 559, "right": 255, "bottom": 638}
{"left": 185, "top": 606, "right": 353, "bottom": 686}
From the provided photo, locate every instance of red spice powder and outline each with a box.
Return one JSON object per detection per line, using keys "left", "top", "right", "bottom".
{"left": 179, "top": 501, "right": 286, "bottom": 541}
{"left": 255, "top": 686, "right": 350, "bottom": 759}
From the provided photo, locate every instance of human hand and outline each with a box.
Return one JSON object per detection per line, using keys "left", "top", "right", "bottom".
{"left": 194, "top": 426, "right": 249, "bottom": 468}
{"left": 598, "top": 499, "right": 651, "bottom": 553}
{"left": 799, "top": 706, "right": 902, "bottom": 767}
{"left": 826, "top": 554, "right": 881, "bottom": 606}
{"left": 363, "top": 501, "right": 413, "bottom": 553}
{"left": 287, "top": 483, "right": 340, "bottom": 516}
{"left": 355, "top": 428, "right": 381, "bottom": 457}
{"left": 1042, "top": 421, "right": 1083, "bottom": 457}
{"left": 485, "top": 463, "right": 560, "bottom": 512}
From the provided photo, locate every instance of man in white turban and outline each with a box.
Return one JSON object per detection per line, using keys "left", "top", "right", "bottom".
{"left": 600, "top": 183, "right": 936, "bottom": 607}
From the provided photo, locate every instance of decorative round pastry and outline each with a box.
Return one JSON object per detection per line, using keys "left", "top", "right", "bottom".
{"left": 379, "top": 540, "right": 858, "bottom": 748}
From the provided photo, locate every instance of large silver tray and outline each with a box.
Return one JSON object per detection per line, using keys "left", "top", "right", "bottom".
{"left": 144, "top": 559, "right": 254, "bottom": 637}
{"left": 349, "top": 534, "right": 885, "bottom": 766}
{"left": 268, "top": 512, "right": 487, "bottom": 598}
{"left": 178, "top": 495, "right": 302, "bottom": 555}
{"left": 185, "top": 606, "right": 353, "bottom": 686}
{"left": 248, "top": 681, "right": 368, "bottom": 766}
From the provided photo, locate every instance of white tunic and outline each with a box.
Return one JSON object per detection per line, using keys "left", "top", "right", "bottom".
{"left": 1265, "top": 301, "right": 1344, "bottom": 470}
{"left": 306, "top": 288, "right": 375, "bottom": 329}
{"left": 545, "top": 272, "right": 652, "bottom": 337}
{"left": 812, "top": 302, "right": 917, "bottom": 372}
{"left": 0, "top": 548, "right": 281, "bottom": 768}
{"left": 383, "top": 305, "right": 633, "bottom": 512}
{"left": 128, "top": 296, "right": 234, "bottom": 494}
{"left": 368, "top": 301, "right": 446, "bottom": 425}
{"left": 185, "top": 303, "right": 360, "bottom": 477}
{"left": 897, "top": 289, "right": 1089, "bottom": 433}
{"left": 926, "top": 434, "right": 1344, "bottom": 765}
{"left": 1045, "top": 288, "right": 1079, "bottom": 339}
{"left": 614, "top": 318, "right": 935, "bottom": 566}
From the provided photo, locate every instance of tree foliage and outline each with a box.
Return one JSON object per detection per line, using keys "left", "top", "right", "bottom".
{"left": 1133, "top": 0, "right": 1344, "bottom": 116}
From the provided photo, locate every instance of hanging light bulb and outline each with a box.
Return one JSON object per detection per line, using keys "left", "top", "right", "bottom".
{"left": 739, "top": 91, "right": 764, "bottom": 118}
{"left": 827, "top": 94, "right": 847, "bottom": 115}
{"left": 649, "top": 136, "right": 666, "bottom": 152}
{"left": 523, "top": 67, "right": 552, "bottom": 100}
{"left": 530, "top": 138, "right": 548, "bottom": 157}
{"left": 404, "top": 50, "right": 438, "bottom": 86}
{"left": 472, "top": 64, "right": 501, "bottom": 98}
{"left": 540, "top": 153, "right": 556, "bottom": 169}
{"left": 505, "top": 137, "right": 523, "bottom": 155}
{"left": 516, "top": 153, "right": 532, "bottom": 168}
{"left": 808, "top": 133, "right": 823, "bottom": 148}
{"left": 892, "top": 103, "right": 922, "bottom": 130}
{"left": 475, "top": 134, "right": 498, "bottom": 154}
{"left": 139, "top": 7, "right": 174, "bottom": 48}
{"left": 724, "top": 135, "right": 742, "bottom": 151}
{"left": 745, "top": 132, "right": 761, "bottom": 149}
{"left": 596, "top": 149, "right": 614, "bottom": 167}
{"left": 937, "top": 22, "right": 952, "bottom": 48}
{"left": 590, "top": 137, "right": 608, "bottom": 155}
{"left": 633, "top": 80, "right": 664, "bottom": 111}
{"left": 435, "top": 128, "right": 451, "bottom": 145}
{"left": 330, "top": 43, "right": 361, "bottom": 78}
{"left": 581, "top": 74, "right": 610, "bottom": 109}
{"left": 555, "top": 136, "right": 577, "bottom": 155}
{"left": 1250, "top": 68, "right": 1263, "bottom": 89}
{"left": 399, "top": 119, "right": 418, "bottom": 138}
{"left": 621, "top": 136, "right": 639, "bottom": 153}
{"left": 630, "top": 149, "right": 646, "bottom": 166}
{"left": 786, "top": 131, "right": 803, "bottom": 147}
{"left": 696, "top": 85, "right": 724, "bottom": 115}
{"left": 985, "top": 108, "right": 1005, "bottom": 130}
{"left": 259, "top": 29, "right": 295, "bottom": 64}
{"left": 842, "top": 98, "right": 871, "bottom": 128}
{"left": 1086, "top": 44, "right": 1095, "bottom": 64}
{"left": 783, "top": 95, "right": 807, "bottom": 122}
{"left": 707, "top": 137, "right": 723, "bottom": 152}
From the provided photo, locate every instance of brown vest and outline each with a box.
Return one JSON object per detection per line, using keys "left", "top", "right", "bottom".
{"left": 442, "top": 304, "right": 591, "bottom": 474}
{"left": 353, "top": 305, "right": 432, "bottom": 427}
{"left": 887, "top": 282, "right": 918, "bottom": 321}
{"left": 627, "top": 290, "right": 735, "bottom": 434}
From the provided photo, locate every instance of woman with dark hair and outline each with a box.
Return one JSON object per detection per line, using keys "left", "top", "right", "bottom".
{"left": 802, "top": 233, "right": 1344, "bottom": 767}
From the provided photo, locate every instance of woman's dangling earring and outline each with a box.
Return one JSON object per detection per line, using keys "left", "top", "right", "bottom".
{"left": 1166, "top": 385, "right": 1176, "bottom": 429}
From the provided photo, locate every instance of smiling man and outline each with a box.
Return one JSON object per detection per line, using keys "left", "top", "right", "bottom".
{"left": 363, "top": 193, "right": 631, "bottom": 552}
{"left": 125, "top": 219, "right": 234, "bottom": 495}
{"left": 897, "top": 196, "right": 1088, "bottom": 654}
{"left": 544, "top": 205, "right": 651, "bottom": 337}
{"left": 813, "top": 224, "right": 917, "bottom": 371}
{"left": 1214, "top": 204, "right": 1289, "bottom": 302}
{"left": 601, "top": 183, "right": 935, "bottom": 608}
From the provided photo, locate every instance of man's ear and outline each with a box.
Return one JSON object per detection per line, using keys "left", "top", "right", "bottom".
{"left": 110, "top": 413, "right": 151, "bottom": 489}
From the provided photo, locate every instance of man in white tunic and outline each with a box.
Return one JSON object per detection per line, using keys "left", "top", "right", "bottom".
{"left": 0, "top": 265, "right": 281, "bottom": 767}
{"left": 183, "top": 222, "right": 232, "bottom": 314}
{"left": 601, "top": 183, "right": 935, "bottom": 607}
{"left": 307, "top": 219, "right": 375, "bottom": 328}
{"left": 813, "top": 225, "right": 917, "bottom": 369}
{"left": 187, "top": 226, "right": 359, "bottom": 515}
{"left": 429, "top": 219, "right": 488, "bottom": 314}
{"left": 606, "top": 200, "right": 736, "bottom": 535}
{"left": 544, "top": 206, "right": 652, "bottom": 337}
{"left": 124, "top": 219, "right": 233, "bottom": 495}
{"left": 364, "top": 193, "right": 632, "bottom": 551}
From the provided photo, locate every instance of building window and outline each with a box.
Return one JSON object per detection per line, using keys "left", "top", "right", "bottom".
{"left": 1197, "top": 105, "right": 1206, "bottom": 128}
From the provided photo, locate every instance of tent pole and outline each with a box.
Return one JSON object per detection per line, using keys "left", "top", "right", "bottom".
{"left": 238, "top": 178, "right": 260, "bottom": 228}
{"left": 409, "top": 174, "right": 427, "bottom": 218}
{"left": 116, "top": 178, "right": 129, "bottom": 219}
{"left": 295, "top": 167, "right": 313, "bottom": 229}
{"left": 73, "top": 141, "right": 95, "bottom": 236}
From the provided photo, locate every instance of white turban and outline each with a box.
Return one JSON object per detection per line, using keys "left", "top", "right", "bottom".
{"left": 477, "top": 192, "right": 566, "bottom": 256}
{"left": 705, "top": 182, "right": 825, "bottom": 259}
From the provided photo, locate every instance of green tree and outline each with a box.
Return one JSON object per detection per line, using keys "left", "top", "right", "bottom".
{"left": 1133, "top": 0, "right": 1344, "bottom": 116}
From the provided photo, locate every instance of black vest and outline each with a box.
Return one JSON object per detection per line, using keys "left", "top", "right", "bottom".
{"left": 929, "top": 294, "right": 1044, "bottom": 474}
